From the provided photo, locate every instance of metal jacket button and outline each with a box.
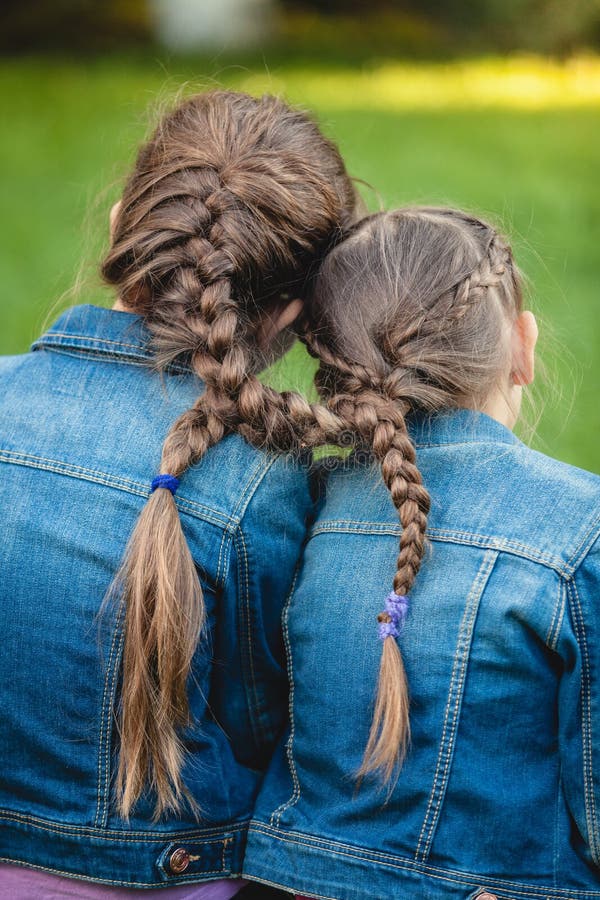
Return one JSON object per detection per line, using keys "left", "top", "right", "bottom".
{"left": 169, "top": 847, "right": 190, "bottom": 874}
{"left": 478, "top": 894, "right": 498, "bottom": 900}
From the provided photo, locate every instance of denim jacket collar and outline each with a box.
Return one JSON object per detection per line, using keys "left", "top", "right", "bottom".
{"left": 31, "top": 304, "right": 154, "bottom": 365}
{"left": 407, "top": 409, "right": 519, "bottom": 449}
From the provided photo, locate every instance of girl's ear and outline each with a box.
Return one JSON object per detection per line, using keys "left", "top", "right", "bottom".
{"left": 511, "top": 310, "right": 538, "bottom": 386}
{"left": 109, "top": 201, "right": 122, "bottom": 242}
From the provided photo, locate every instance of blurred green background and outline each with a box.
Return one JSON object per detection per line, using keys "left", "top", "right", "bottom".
{"left": 1, "top": 0, "right": 599, "bottom": 470}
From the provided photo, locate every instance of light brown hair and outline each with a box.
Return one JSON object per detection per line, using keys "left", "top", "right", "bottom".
{"left": 302, "top": 207, "right": 523, "bottom": 782}
{"left": 101, "top": 89, "right": 358, "bottom": 818}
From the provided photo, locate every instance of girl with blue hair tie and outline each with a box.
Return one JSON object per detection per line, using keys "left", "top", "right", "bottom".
{"left": 0, "top": 89, "right": 358, "bottom": 897}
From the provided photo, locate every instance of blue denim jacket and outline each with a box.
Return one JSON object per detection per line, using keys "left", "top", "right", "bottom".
{"left": 0, "top": 305, "right": 312, "bottom": 887}
{"left": 244, "top": 410, "right": 600, "bottom": 899}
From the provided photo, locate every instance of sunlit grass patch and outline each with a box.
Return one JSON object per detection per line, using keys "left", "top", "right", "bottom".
{"left": 240, "top": 55, "right": 600, "bottom": 110}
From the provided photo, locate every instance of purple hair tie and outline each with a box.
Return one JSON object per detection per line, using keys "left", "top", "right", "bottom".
{"left": 378, "top": 591, "right": 409, "bottom": 640}
{"left": 150, "top": 474, "right": 180, "bottom": 496}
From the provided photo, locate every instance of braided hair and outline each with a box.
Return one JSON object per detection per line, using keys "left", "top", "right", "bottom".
{"left": 302, "top": 207, "right": 523, "bottom": 783}
{"left": 101, "top": 90, "right": 358, "bottom": 818}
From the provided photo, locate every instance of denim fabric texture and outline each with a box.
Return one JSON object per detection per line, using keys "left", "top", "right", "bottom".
{"left": 0, "top": 305, "right": 312, "bottom": 887}
{"left": 243, "top": 410, "right": 600, "bottom": 899}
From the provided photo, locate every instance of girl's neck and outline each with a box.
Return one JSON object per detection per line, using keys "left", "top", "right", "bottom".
{"left": 480, "top": 383, "right": 522, "bottom": 430}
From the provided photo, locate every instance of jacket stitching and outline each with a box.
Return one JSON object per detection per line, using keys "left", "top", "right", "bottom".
{"left": 35, "top": 332, "right": 149, "bottom": 352}
{"left": 553, "top": 762, "right": 562, "bottom": 890}
{"left": 93, "top": 618, "right": 118, "bottom": 826}
{"left": 270, "top": 568, "right": 302, "bottom": 827}
{"left": 567, "top": 579, "right": 600, "bottom": 864}
{"left": 93, "top": 624, "right": 117, "bottom": 826}
{"left": 248, "top": 824, "right": 600, "bottom": 898}
{"left": 176, "top": 498, "right": 233, "bottom": 531}
{"left": 229, "top": 454, "right": 302, "bottom": 751}
{"left": 0, "top": 809, "right": 246, "bottom": 841}
{"left": 39, "top": 347, "right": 148, "bottom": 366}
{"left": 415, "top": 550, "right": 498, "bottom": 861}
{"left": 311, "top": 520, "right": 563, "bottom": 568}
{"left": 0, "top": 450, "right": 146, "bottom": 489}
{"left": 37, "top": 344, "right": 192, "bottom": 375}
{"left": 413, "top": 439, "right": 517, "bottom": 449}
{"left": 545, "top": 581, "right": 562, "bottom": 648}
{"left": 99, "top": 618, "right": 126, "bottom": 828}
{"left": 93, "top": 604, "right": 124, "bottom": 827}
{"left": 221, "top": 834, "right": 234, "bottom": 872}
{"left": 550, "top": 587, "right": 566, "bottom": 653}
{"left": 231, "top": 453, "right": 280, "bottom": 522}
{"left": 215, "top": 529, "right": 229, "bottom": 589}
{"left": 234, "top": 527, "right": 264, "bottom": 747}
{"left": 0, "top": 450, "right": 234, "bottom": 530}
{"left": 429, "top": 529, "right": 566, "bottom": 575}
{"left": 310, "top": 521, "right": 567, "bottom": 574}
{"left": 567, "top": 514, "right": 600, "bottom": 572}
{"left": 546, "top": 579, "right": 566, "bottom": 651}
{"left": 239, "top": 529, "right": 263, "bottom": 742}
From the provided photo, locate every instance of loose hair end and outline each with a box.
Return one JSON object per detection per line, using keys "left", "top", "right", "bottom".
{"left": 115, "top": 487, "right": 204, "bottom": 820}
{"left": 357, "top": 634, "right": 410, "bottom": 788}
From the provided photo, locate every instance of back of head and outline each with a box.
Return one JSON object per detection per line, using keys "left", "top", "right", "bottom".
{"left": 309, "top": 207, "right": 521, "bottom": 410}
{"left": 103, "top": 90, "right": 356, "bottom": 396}
{"left": 101, "top": 90, "right": 358, "bottom": 819}
{"left": 303, "top": 207, "right": 523, "bottom": 783}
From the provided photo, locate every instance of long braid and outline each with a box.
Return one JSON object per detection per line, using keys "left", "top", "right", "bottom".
{"left": 113, "top": 175, "right": 242, "bottom": 818}
{"left": 364, "top": 392, "right": 430, "bottom": 780}
{"left": 302, "top": 208, "right": 523, "bottom": 785}
{"left": 306, "top": 333, "right": 431, "bottom": 779}
{"left": 117, "top": 190, "right": 354, "bottom": 817}
{"left": 102, "top": 90, "right": 358, "bottom": 818}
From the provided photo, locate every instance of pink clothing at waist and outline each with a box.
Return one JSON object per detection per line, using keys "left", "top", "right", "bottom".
{"left": 0, "top": 864, "right": 246, "bottom": 899}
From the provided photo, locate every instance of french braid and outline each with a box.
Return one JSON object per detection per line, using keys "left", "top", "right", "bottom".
{"left": 101, "top": 90, "right": 358, "bottom": 818}
{"left": 303, "top": 207, "right": 523, "bottom": 783}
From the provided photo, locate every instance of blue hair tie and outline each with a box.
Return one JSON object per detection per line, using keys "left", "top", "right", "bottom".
{"left": 150, "top": 474, "right": 180, "bottom": 496}
{"left": 377, "top": 591, "right": 409, "bottom": 640}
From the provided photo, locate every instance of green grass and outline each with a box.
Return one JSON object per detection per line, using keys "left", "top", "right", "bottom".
{"left": 0, "top": 55, "right": 598, "bottom": 471}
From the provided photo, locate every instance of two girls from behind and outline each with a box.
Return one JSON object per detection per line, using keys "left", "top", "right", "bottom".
{"left": 1, "top": 82, "right": 598, "bottom": 900}
{"left": 244, "top": 208, "right": 600, "bottom": 899}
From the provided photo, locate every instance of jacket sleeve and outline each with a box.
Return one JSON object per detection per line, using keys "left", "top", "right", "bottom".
{"left": 209, "top": 454, "right": 313, "bottom": 771}
{"left": 559, "top": 529, "right": 600, "bottom": 869}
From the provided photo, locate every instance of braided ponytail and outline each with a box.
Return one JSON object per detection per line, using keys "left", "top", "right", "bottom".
{"left": 102, "top": 90, "right": 357, "bottom": 818}
{"left": 361, "top": 388, "right": 430, "bottom": 781}
{"left": 304, "top": 207, "right": 524, "bottom": 784}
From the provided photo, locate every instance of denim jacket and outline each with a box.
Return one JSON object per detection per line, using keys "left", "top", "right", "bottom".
{"left": 0, "top": 305, "right": 312, "bottom": 887}
{"left": 244, "top": 410, "right": 600, "bottom": 900}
